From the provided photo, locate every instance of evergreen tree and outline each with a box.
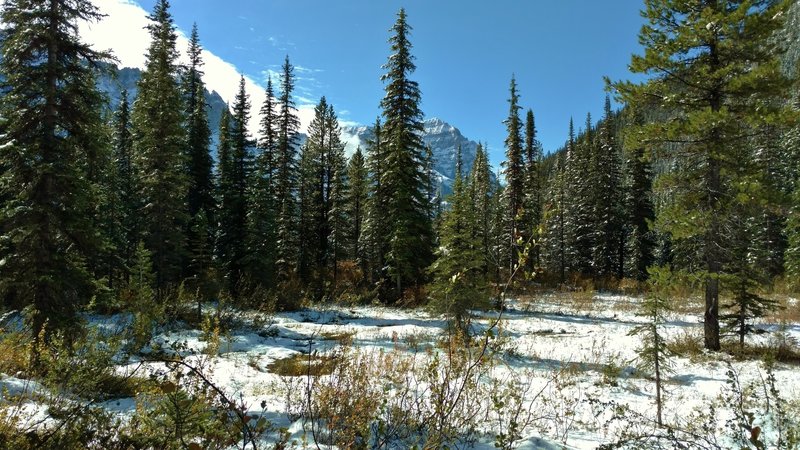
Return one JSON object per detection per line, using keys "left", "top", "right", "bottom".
{"left": 566, "top": 113, "right": 596, "bottom": 276}
{"left": 629, "top": 266, "right": 675, "bottom": 427}
{"left": 347, "top": 148, "right": 369, "bottom": 275}
{"left": 591, "top": 96, "right": 624, "bottom": 279}
{"left": 429, "top": 148, "right": 487, "bottom": 335}
{"left": 379, "top": 8, "right": 434, "bottom": 298}
{"left": 468, "top": 144, "right": 494, "bottom": 278}
{"left": 542, "top": 148, "right": 569, "bottom": 284}
{"left": 624, "top": 112, "right": 656, "bottom": 282}
{"left": 131, "top": 0, "right": 188, "bottom": 296}
{"left": 247, "top": 77, "right": 278, "bottom": 287}
{"left": 502, "top": 76, "right": 525, "bottom": 275}
{"left": 523, "top": 109, "right": 543, "bottom": 270}
{"left": 181, "top": 24, "right": 215, "bottom": 286}
{"left": 298, "top": 98, "right": 348, "bottom": 297}
{"left": 218, "top": 77, "right": 252, "bottom": 297}
{"left": 275, "top": 56, "right": 301, "bottom": 280}
{"left": 215, "top": 108, "right": 235, "bottom": 289}
{"left": 611, "top": 0, "right": 793, "bottom": 350}
{"left": 326, "top": 105, "right": 348, "bottom": 289}
{"left": 489, "top": 175, "right": 507, "bottom": 284}
{"left": 112, "top": 90, "right": 139, "bottom": 279}
{"left": 362, "top": 119, "right": 388, "bottom": 286}
{"left": 0, "top": 0, "right": 111, "bottom": 350}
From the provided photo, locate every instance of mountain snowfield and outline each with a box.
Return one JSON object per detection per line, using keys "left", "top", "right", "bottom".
{"left": 341, "top": 117, "right": 488, "bottom": 194}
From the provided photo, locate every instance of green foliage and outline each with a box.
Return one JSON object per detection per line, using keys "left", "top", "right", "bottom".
{"left": 246, "top": 76, "right": 279, "bottom": 290}
{"left": 182, "top": 25, "right": 216, "bottom": 290}
{"left": 628, "top": 265, "right": 675, "bottom": 426}
{"left": 0, "top": 0, "right": 112, "bottom": 352}
{"left": 429, "top": 148, "right": 489, "bottom": 335}
{"left": 122, "top": 242, "right": 162, "bottom": 352}
{"left": 611, "top": 0, "right": 794, "bottom": 350}
{"left": 347, "top": 147, "right": 369, "bottom": 274}
{"left": 502, "top": 77, "right": 525, "bottom": 275}
{"left": 132, "top": 0, "right": 189, "bottom": 295}
{"left": 217, "top": 77, "right": 252, "bottom": 299}
{"left": 379, "top": 9, "right": 434, "bottom": 299}
{"left": 275, "top": 56, "right": 301, "bottom": 282}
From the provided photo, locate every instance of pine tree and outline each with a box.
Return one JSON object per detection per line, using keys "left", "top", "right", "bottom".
{"left": 611, "top": 0, "right": 793, "bottom": 350}
{"left": 0, "top": 0, "right": 111, "bottom": 351}
{"left": 468, "top": 144, "right": 494, "bottom": 278}
{"left": 542, "top": 147, "right": 569, "bottom": 284}
{"left": 379, "top": 8, "right": 434, "bottom": 299}
{"left": 326, "top": 105, "right": 348, "bottom": 289}
{"left": 566, "top": 113, "right": 596, "bottom": 276}
{"left": 624, "top": 111, "right": 656, "bottom": 282}
{"left": 628, "top": 266, "right": 675, "bottom": 427}
{"left": 131, "top": 0, "right": 188, "bottom": 296}
{"left": 362, "top": 119, "right": 388, "bottom": 286}
{"left": 429, "top": 148, "right": 487, "bottom": 335}
{"left": 215, "top": 108, "right": 235, "bottom": 289}
{"left": 523, "top": 109, "right": 543, "bottom": 270}
{"left": 347, "top": 148, "right": 369, "bottom": 275}
{"left": 781, "top": 83, "right": 800, "bottom": 284}
{"left": 502, "top": 76, "right": 525, "bottom": 276}
{"left": 247, "top": 77, "right": 278, "bottom": 288}
{"left": 181, "top": 24, "right": 215, "bottom": 287}
{"left": 275, "top": 56, "right": 301, "bottom": 280}
{"left": 218, "top": 77, "right": 252, "bottom": 297}
{"left": 591, "top": 96, "right": 624, "bottom": 279}
{"left": 112, "top": 90, "right": 139, "bottom": 279}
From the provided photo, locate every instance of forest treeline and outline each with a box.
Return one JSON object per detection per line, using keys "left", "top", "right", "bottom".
{"left": 0, "top": 0, "right": 799, "bottom": 365}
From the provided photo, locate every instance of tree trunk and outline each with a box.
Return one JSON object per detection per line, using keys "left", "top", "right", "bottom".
{"left": 654, "top": 325, "right": 663, "bottom": 427}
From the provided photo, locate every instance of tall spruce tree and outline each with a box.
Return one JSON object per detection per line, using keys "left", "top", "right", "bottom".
{"left": 347, "top": 148, "right": 369, "bottom": 274}
{"left": 181, "top": 24, "right": 215, "bottom": 286}
{"left": 131, "top": 0, "right": 188, "bottom": 296}
{"left": 379, "top": 8, "right": 433, "bottom": 299}
{"left": 429, "top": 148, "right": 487, "bottom": 335}
{"left": 326, "top": 105, "right": 348, "bottom": 289}
{"left": 362, "top": 119, "right": 388, "bottom": 286}
{"left": 0, "top": 0, "right": 111, "bottom": 348}
{"left": 566, "top": 113, "right": 596, "bottom": 276}
{"left": 112, "top": 90, "right": 139, "bottom": 279}
{"left": 502, "top": 76, "right": 525, "bottom": 276}
{"left": 275, "top": 56, "right": 301, "bottom": 280}
{"left": 215, "top": 107, "right": 234, "bottom": 290}
{"left": 542, "top": 135, "right": 570, "bottom": 284}
{"left": 296, "top": 97, "right": 346, "bottom": 293}
{"left": 591, "top": 96, "right": 624, "bottom": 279}
{"left": 247, "top": 77, "right": 279, "bottom": 287}
{"left": 523, "top": 109, "right": 543, "bottom": 271}
{"left": 624, "top": 112, "right": 656, "bottom": 282}
{"left": 611, "top": 0, "right": 793, "bottom": 350}
{"left": 468, "top": 144, "right": 494, "bottom": 278}
{"left": 218, "top": 77, "right": 252, "bottom": 296}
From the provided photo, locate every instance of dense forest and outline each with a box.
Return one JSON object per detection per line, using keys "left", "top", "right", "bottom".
{"left": 0, "top": 0, "right": 799, "bottom": 449}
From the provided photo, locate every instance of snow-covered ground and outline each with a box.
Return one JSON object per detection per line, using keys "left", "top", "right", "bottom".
{"left": 5, "top": 293, "right": 800, "bottom": 448}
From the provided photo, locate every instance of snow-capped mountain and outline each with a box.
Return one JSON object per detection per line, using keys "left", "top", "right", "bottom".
{"left": 98, "top": 64, "right": 229, "bottom": 146}
{"left": 341, "top": 117, "right": 489, "bottom": 195}
{"left": 98, "top": 65, "right": 485, "bottom": 196}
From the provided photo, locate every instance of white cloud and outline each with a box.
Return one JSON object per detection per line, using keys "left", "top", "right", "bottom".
{"left": 79, "top": 0, "right": 332, "bottom": 136}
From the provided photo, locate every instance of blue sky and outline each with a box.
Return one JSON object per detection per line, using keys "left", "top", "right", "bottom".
{"left": 116, "top": 0, "right": 646, "bottom": 166}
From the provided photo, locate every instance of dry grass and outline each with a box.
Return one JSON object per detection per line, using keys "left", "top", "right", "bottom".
{"left": 0, "top": 330, "right": 30, "bottom": 376}
{"left": 267, "top": 352, "right": 339, "bottom": 377}
{"left": 320, "top": 331, "right": 356, "bottom": 346}
{"left": 666, "top": 328, "right": 706, "bottom": 361}
{"left": 763, "top": 296, "right": 800, "bottom": 324}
